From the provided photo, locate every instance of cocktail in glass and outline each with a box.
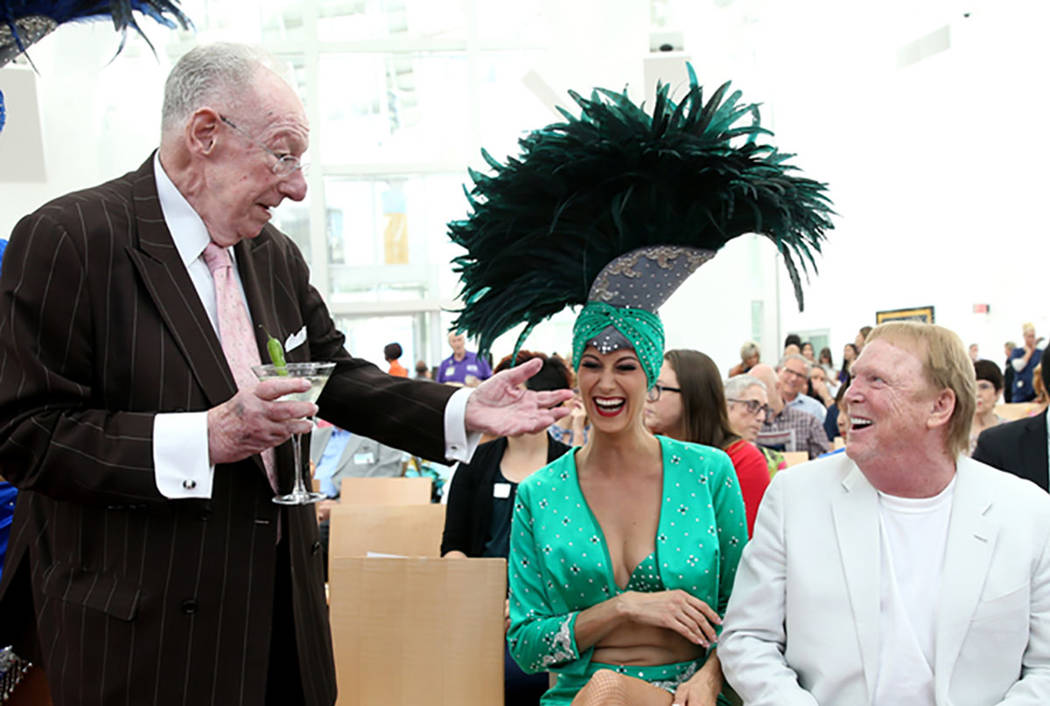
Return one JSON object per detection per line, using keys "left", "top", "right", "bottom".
{"left": 252, "top": 361, "right": 337, "bottom": 505}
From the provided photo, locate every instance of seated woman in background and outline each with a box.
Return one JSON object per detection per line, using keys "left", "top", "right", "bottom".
{"left": 644, "top": 349, "right": 769, "bottom": 536}
{"left": 508, "top": 316, "right": 747, "bottom": 705}
{"left": 969, "top": 359, "right": 1006, "bottom": 454}
{"left": 838, "top": 343, "right": 858, "bottom": 384}
{"left": 442, "top": 351, "right": 573, "bottom": 706}
{"left": 726, "top": 340, "right": 760, "bottom": 378}
{"left": 723, "top": 374, "right": 786, "bottom": 478}
{"left": 817, "top": 346, "right": 835, "bottom": 378}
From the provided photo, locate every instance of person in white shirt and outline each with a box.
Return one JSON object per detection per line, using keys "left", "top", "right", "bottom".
{"left": 720, "top": 321, "right": 1050, "bottom": 706}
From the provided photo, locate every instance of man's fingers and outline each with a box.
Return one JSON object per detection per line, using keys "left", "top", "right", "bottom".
{"left": 254, "top": 377, "right": 311, "bottom": 400}
{"left": 266, "top": 400, "right": 318, "bottom": 421}
{"left": 533, "top": 389, "right": 574, "bottom": 408}
{"left": 500, "top": 357, "right": 543, "bottom": 386}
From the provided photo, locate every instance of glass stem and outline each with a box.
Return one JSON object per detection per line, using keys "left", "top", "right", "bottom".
{"left": 291, "top": 431, "right": 307, "bottom": 498}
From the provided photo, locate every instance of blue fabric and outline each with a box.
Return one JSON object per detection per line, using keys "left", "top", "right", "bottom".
{"left": 0, "top": 482, "right": 17, "bottom": 580}
{"left": 1008, "top": 347, "right": 1044, "bottom": 402}
{"left": 315, "top": 428, "right": 352, "bottom": 498}
{"left": 436, "top": 350, "right": 492, "bottom": 384}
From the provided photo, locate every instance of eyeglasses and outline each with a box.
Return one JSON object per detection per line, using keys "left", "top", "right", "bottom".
{"left": 647, "top": 384, "right": 682, "bottom": 402}
{"left": 728, "top": 398, "right": 770, "bottom": 419}
{"left": 219, "top": 115, "right": 308, "bottom": 177}
{"left": 781, "top": 367, "right": 808, "bottom": 381}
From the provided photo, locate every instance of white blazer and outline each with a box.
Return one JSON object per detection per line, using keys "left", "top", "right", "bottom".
{"left": 720, "top": 453, "right": 1050, "bottom": 706}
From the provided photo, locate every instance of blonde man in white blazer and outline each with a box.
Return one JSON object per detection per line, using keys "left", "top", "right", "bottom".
{"left": 720, "top": 322, "right": 1050, "bottom": 706}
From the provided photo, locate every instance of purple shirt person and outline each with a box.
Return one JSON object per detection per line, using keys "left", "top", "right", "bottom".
{"left": 436, "top": 332, "right": 492, "bottom": 386}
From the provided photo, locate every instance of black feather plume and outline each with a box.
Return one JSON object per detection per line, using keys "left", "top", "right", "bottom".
{"left": 1, "top": 0, "right": 192, "bottom": 66}
{"left": 448, "top": 67, "right": 834, "bottom": 358}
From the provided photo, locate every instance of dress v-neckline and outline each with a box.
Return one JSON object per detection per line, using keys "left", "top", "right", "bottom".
{"left": 570, "top": 437, "right": 668, "bottom": 592}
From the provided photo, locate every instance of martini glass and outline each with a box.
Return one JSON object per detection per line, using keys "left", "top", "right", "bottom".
{"left": 252, "top": 361, "right": 337, "bottom": 505}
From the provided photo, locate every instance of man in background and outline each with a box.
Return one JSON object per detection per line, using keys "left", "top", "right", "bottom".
{"left": 1008, "top": 323, "right": 1044, "bottom": 402}
{"left": 751, "top": 364, "right": 829, "bottom": 459}
{"left": 778, "top": 354, "right": 827, "bottom": 423}
{"left": 437, "top": 332, "right": 492, "bottom": 386}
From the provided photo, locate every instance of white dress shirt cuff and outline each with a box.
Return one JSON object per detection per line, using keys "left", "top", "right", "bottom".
{"left": 154, "top": 412, "right": 214, "bottom": 498}
{"left": 443, "top": 387, "right": 481, "bottom": 463}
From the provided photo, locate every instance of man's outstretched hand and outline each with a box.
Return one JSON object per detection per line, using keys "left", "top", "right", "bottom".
{"left": 464, "top": 357, "right": 573, "bottom": 437}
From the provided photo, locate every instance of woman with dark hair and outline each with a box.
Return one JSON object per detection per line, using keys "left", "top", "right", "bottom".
{"left": 970, "top": 359, "right": 1006, "bottom": 454}
{"left": 644, "top": 349, "right": 770, "bottom": 535}
{"left": 442, "top": 350, "right": 573, "bottom": 706}
{"left": 838, "top": 343, "right": 858, "bottom": 384}
{"left": 818, "top": 346, "right": 834, "bottom": 376}
{"left": 384, "top": 341, "right": 407, "bottom": 377}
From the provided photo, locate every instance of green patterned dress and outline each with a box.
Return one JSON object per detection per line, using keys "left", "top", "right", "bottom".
{"left": 507, "top": 435, "right": 747, "bottom": 704}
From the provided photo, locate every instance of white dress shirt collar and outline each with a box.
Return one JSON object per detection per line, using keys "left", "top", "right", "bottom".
{"left": 153, "top": 152, "right": 213, "bottom": 267}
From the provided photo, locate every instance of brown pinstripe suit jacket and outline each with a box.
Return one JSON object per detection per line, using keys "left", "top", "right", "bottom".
{"left": 0, "top": 155, "right": 456, "bottom": 706}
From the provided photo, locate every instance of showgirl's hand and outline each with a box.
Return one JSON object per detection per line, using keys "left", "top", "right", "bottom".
{"left": 464, "top": 358, "right": 573, "bottom": 437}
{"left": 672, "top": 671, "right": 721, "bottom": 706}
{"left": 619, "top": 590, "right": 721, "bottom": 647}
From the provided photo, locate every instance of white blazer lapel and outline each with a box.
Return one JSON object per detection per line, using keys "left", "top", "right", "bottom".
{"left": 831, "top": 464, "right": 882, "bottom": 703}
{"left": 934, "top": 459, "right": 997, "bottom": 700}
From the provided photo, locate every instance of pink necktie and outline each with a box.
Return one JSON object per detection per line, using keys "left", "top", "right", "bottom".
{"left": 202, "top": 242, "right": 278, "bottom": 492}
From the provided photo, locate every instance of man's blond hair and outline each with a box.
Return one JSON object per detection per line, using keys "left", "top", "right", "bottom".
{"left": 866, "top": 322, "right": 975, "bottom": 458}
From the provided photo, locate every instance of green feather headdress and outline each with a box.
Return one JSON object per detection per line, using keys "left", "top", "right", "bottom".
{"left": 448, "top": 66, "right": 834, "bottom": 359}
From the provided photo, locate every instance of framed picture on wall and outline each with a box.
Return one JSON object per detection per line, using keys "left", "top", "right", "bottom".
{"left": 875, "top": 306, "right": 935, "bottom": 324}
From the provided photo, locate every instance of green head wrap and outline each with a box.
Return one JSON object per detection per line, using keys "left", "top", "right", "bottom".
{"left": 572, "top": 302, "right": 665, "bottom": 388}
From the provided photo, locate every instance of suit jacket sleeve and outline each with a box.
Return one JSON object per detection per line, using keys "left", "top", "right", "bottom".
{"left": 719, "top": 473, "right": 820, "bottom": 706}
{"left": 972, "top": 427, "right": 1006, "bottom": 471}
{"left": 996, "top": 524, "right": 1050, "bottom": 704}
{"left": 0, "top": 210, "right": 161, "bottom": 504}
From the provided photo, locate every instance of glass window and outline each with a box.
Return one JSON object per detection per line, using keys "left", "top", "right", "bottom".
{"left": 260, "top": 1, "right": 307, "bottom": 44}
{"left": 475, "top": 0, "right": 546, "bottom": 43}
{"left": 319, "top": 52, "right": 470, "bottom": 163}
{"left": 323, "top": 172, "right": 465, "bottom": 269}
{"left": 272, "top": 195, "right": 312, "bottom": 266}
{"left": 475, "top": 51, "right": 555, "bottom": 164}
{"left": 334, "top": 313, "right": 423, "bottom": 372}
{"left": 317, "top": 0, "right": 467, "bottom": 42}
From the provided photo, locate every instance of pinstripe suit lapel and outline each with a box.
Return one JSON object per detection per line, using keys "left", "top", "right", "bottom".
{"left": 125, "top": 161, "right": 237, "bottom": 409}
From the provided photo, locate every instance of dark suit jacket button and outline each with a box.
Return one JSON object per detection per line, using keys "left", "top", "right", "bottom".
{"left": 311, "top": 541, "right": 321, "bottom": 555}
{"left": 182, "top": 479, "right": 197, "bottom": 490}
{"left": 180, "top": 599, "right": 199, "bottom": 615}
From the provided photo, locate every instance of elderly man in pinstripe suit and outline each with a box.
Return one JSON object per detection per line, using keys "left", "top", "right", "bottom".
{"left": 0, "top": 43, "right": 569, "bottom": 706}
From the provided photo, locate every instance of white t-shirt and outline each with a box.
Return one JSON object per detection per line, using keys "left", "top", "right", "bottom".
{"left": 872, "top": 476, "right": 956, "bottom": 706}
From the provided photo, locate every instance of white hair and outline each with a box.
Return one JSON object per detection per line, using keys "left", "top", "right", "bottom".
{"left": 724, "top": 374, "right": 766, "bottom": 399}
{"left": 161, "top": 43, "right": 278, "bottom": 133}
{"left": 777, "top": 353, "right": 811, "bottom": 371}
